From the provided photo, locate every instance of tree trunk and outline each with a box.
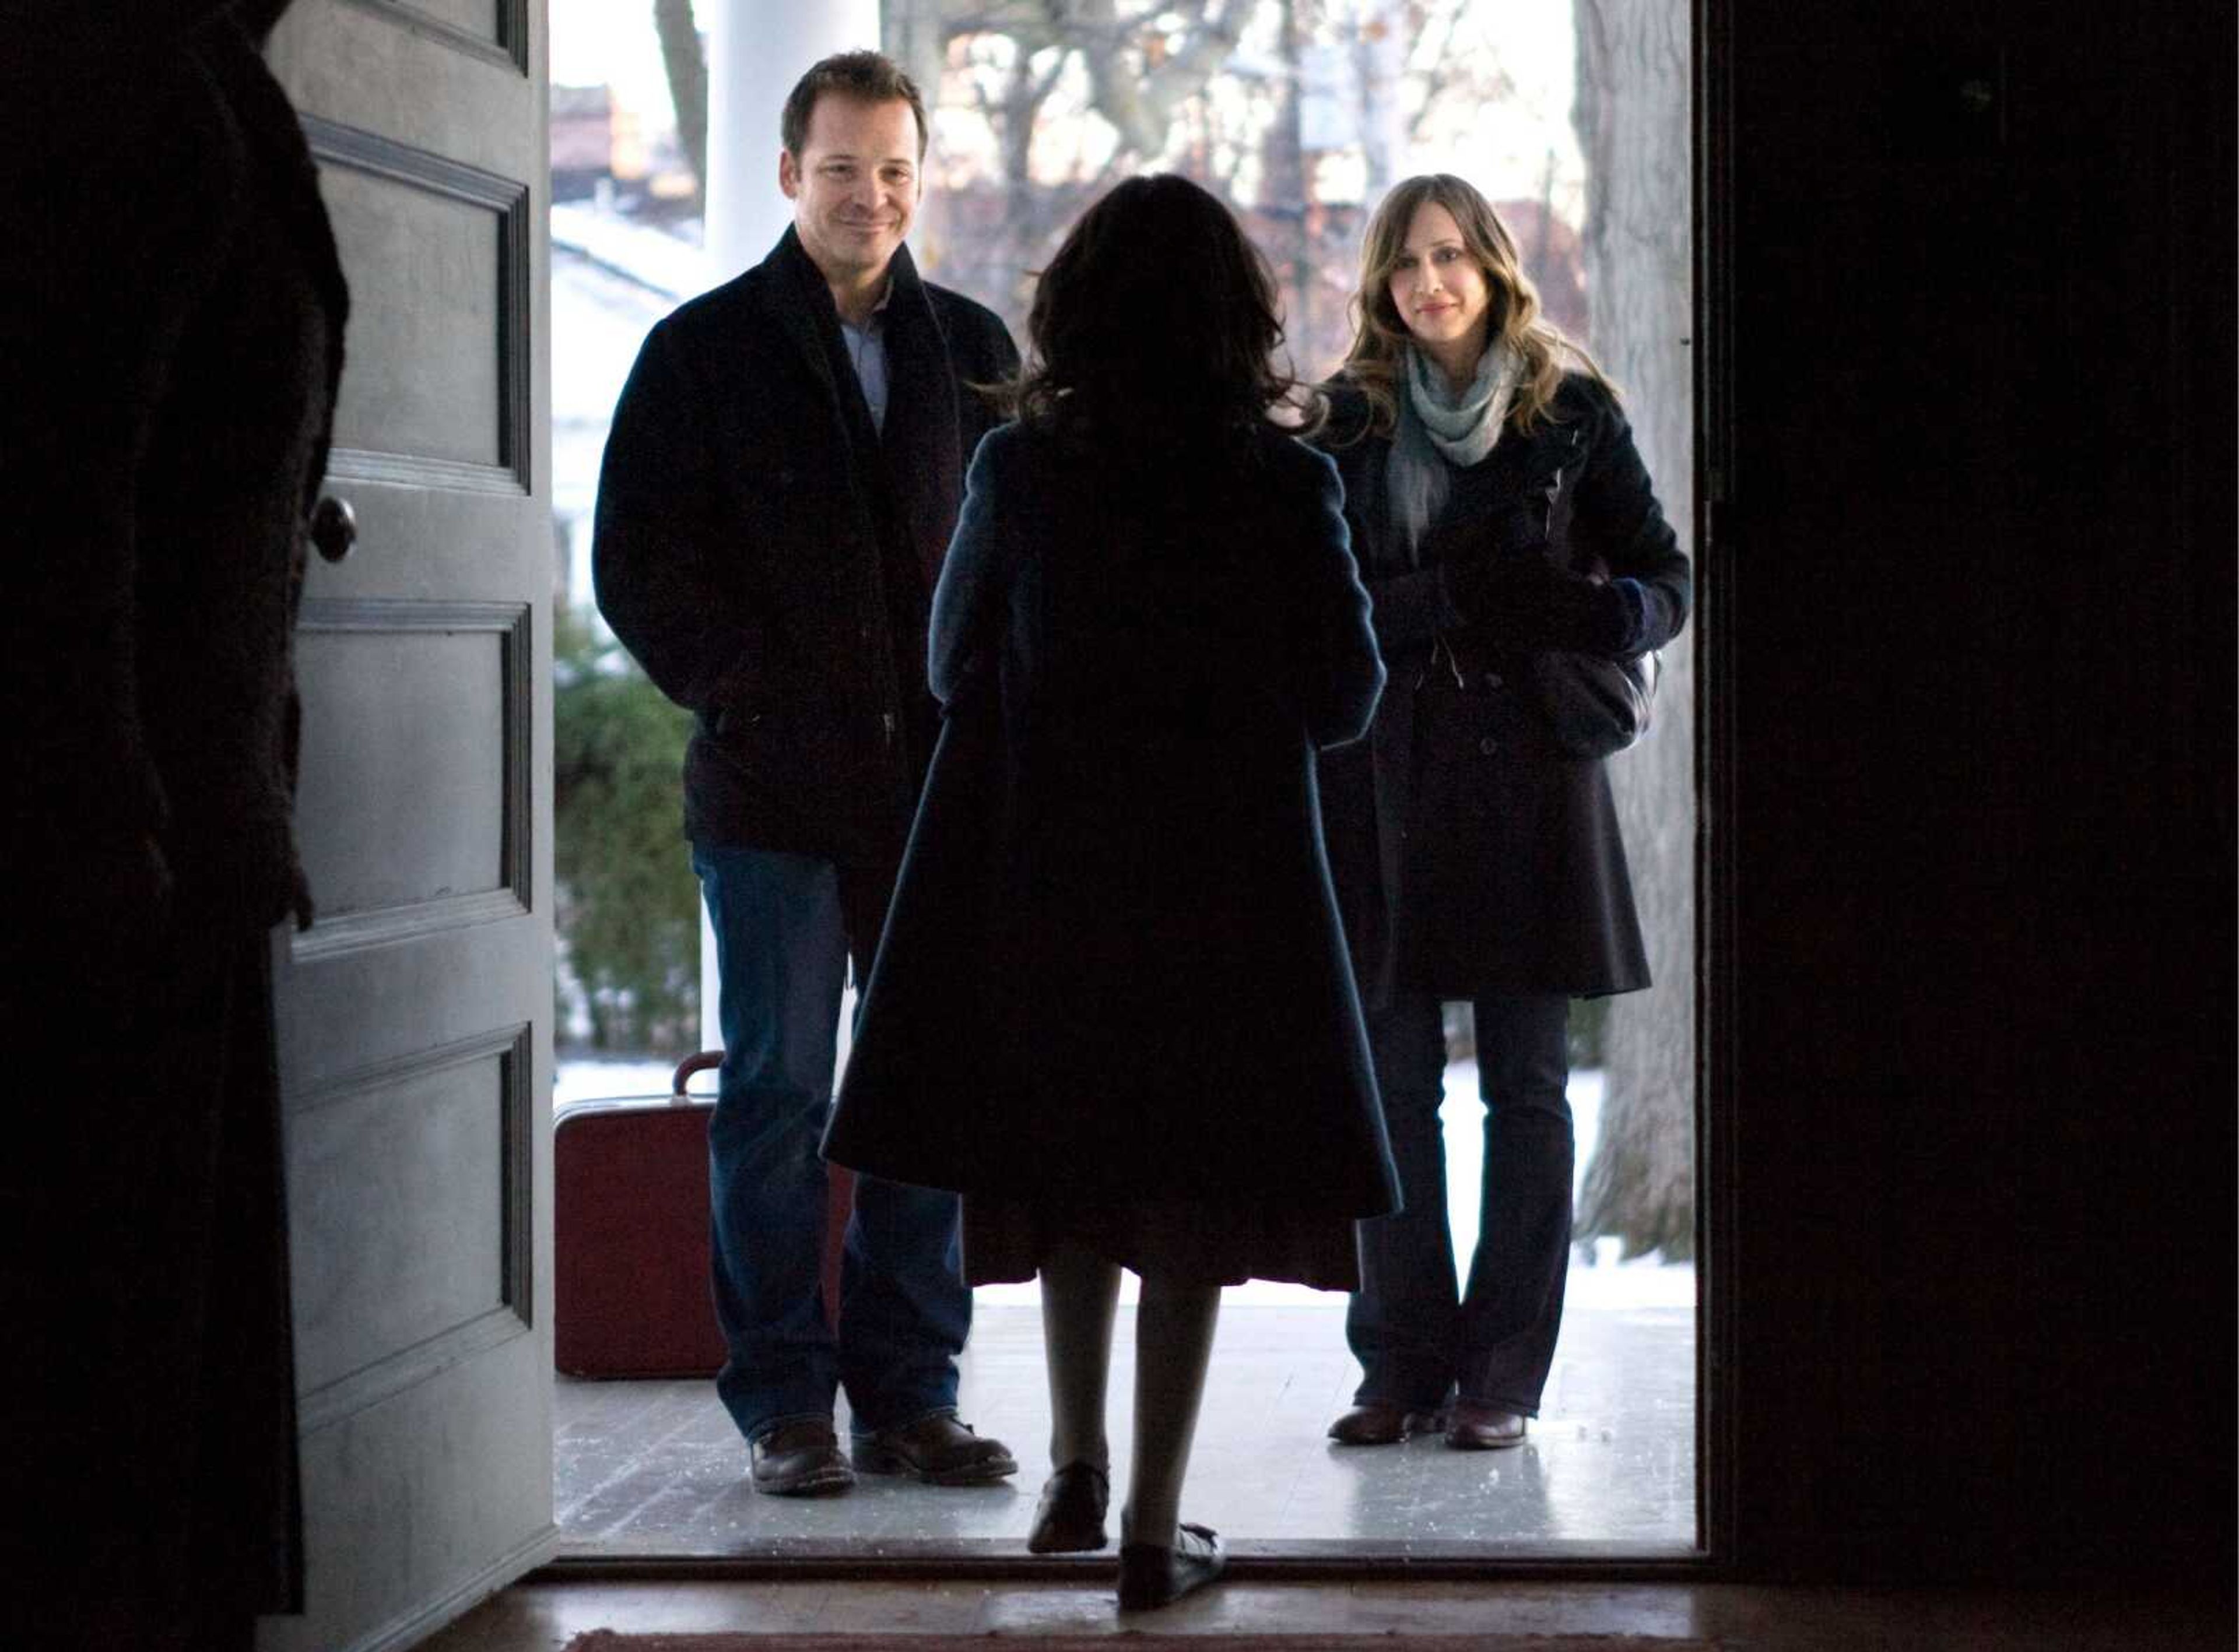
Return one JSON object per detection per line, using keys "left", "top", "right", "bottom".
{"left": 1571, "top": 0, "right": 1695, "bottom": 1260}
{"left": 653, "top": 0, "right": 707, "bottom": 210}
{"left": 881, "top": 0, "right": 946, "bottom": 113}
{"left": 1351, "top": 1, "right": 1405, "bottom": 198}
{"left": 1266, "top": 0, "right": 1311, "bottom": 345}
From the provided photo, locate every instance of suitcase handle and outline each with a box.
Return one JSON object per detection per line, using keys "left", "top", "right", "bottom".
{"left": 671, "top": 1050, "right": 722, "bottom": 1104}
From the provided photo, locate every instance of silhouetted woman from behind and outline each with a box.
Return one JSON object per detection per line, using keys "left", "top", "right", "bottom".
{"left": 826, "top": 174, "right": 1396, "bottom": 1611}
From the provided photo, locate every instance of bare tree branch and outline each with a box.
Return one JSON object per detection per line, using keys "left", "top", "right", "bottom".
{"left": 1063, "top": 0, "right": 1245, "bottom": 160}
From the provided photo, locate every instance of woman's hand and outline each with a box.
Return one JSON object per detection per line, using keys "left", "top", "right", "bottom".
{"left": 1538, "top": 568, "right": 1644, "bottom": 656}
{"left": 1444, "top": 556, "right": 1641, "bottom": 655}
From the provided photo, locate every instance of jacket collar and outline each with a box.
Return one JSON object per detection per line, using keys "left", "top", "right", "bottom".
{"left": 752, "top": 226, "right": 966, "bottom": 581}
{"left": 763, "top": 226, "right": 925, "bottom": 361}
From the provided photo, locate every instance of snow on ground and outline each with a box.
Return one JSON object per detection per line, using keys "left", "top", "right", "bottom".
{"left": 550, "top": 201, "right": 707, "bottom": 300}
{"left": 553, "top": 1052, "right": 1693, "bottom": 1310}
{"left": 555, "top": 1056, "right": 687, "bottom": 1108}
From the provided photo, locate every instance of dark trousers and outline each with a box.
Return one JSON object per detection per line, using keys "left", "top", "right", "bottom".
{"left": 692, "top": 844, "right": 971, "bottom": 1445}
{"left": 1346, "top": 990, "right": 1573, "bottom": 1415}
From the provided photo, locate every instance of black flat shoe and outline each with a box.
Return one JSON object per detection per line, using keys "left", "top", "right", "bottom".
{"left": 1027, "top": 1460, "right": 1109, "bottom": 1553}
{"left": 1116, "top": 1521, "right": 1224, "bottom": 1611}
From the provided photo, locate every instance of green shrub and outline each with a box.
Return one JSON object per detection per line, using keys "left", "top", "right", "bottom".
{"left": 554, "top": 608, "right": 700, "bottom": 1053}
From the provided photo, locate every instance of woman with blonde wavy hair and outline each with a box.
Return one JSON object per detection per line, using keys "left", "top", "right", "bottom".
{"left": 1313, "top": 173, "right": 1693, "bottom": 1453}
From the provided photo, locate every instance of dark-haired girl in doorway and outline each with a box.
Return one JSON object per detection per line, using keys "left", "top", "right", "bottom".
{"left": 826, "top": 173, "right": 1397, "bottom": 1611}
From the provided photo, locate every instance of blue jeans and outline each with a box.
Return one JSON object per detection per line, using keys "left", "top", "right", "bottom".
{"left": 1347, "top": 991, "right": 1574, "bottom": 1416}
{"left": 692, "top": 844, "right": 971, "bottom": 1446}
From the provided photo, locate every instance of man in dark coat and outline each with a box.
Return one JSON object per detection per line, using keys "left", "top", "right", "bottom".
{"left": 594, "top": 51, "right": 1020, "bottom": 1497}
{"left": 1, "top": 2, "right": 345, "bottom": 1646}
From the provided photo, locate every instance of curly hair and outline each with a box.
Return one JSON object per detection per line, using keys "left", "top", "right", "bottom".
{"left": 1006, "top": 174, "right": 1323, "bottom": 448}
{"left": 1338, "top": 173, "right": 1613, "bottom": 441}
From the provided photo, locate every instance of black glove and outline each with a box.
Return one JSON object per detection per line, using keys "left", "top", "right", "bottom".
{"left": 1539, "top": 570, "right": 1643, "bottom": 656}
{"left": 1445, "top": 556, "right": 1642, "bottom": 655}
{"left": 1443, "top": 549, "right": 1549, "bottom": 631}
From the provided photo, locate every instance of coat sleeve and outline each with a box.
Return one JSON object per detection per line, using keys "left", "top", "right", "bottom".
{"left": 1572, "top": 390, "right": 1693, "bottom": 656}
{"left": 1293, "top": 447, "right": 1387, "bottom": 748}
{"left": 591, "top": 319, "right": 763, "bottom": 713}
{"left": 928, "top": 424, "right": 1017, "bottom": 706}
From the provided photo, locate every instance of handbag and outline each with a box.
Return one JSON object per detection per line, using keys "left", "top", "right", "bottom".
{"left": 1526, "top": 646, "right": 1660, "bottom": 760}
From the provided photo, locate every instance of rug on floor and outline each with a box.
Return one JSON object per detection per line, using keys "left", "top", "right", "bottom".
{"left": 561, "top": 1633, "right": 1731, "bottom": 1651}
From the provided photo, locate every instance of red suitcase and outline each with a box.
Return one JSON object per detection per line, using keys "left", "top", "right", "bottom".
{"left": 554, "top": 1052, "right": 854, "bottom": 1378}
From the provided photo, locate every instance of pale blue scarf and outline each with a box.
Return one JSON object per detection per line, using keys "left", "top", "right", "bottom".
{"left": 1386, "top": 341, "right": 1521, "bottom": 563}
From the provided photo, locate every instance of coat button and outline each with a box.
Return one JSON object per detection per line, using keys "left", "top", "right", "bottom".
{"left": 1479, "top": 736, "right": 1498, "bottom": 756}
{"left": 309, "top": 495, "right": 356, "bottom": 563}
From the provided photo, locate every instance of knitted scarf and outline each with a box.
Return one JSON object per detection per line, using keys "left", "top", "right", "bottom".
{"left": 1386, "top": 340, "right": 1521, "bottom": 563}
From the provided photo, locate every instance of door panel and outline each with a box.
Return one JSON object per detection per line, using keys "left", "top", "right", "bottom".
{"left": 262, "top": 3, "right": 552, "bottom": 1648}
{"left": 292, "top": 607, "right": 524, "bottom": 934}
{"left": 324, "top": 173, "right": 511, "bottom": 468}
{"left": 287, "top": 1041, "right": 520, "bottom": 1396}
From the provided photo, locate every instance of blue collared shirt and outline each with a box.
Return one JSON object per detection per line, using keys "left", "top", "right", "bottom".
{"left": 838, "top": 285, "right": 891, "bottom": 434}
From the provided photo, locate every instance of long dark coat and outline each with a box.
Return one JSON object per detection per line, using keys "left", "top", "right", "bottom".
{"left": 594, "top": 229, "right": 1019, "bottom": 862}
{"left": 825, "top": 421, "right": 1401, "bottom": 1219}
{"left": 1315, "top": 374, "right": 1693, "bottom": 1003}
{"left": 2, "top": 3, "right": 345, "bottom": 1636}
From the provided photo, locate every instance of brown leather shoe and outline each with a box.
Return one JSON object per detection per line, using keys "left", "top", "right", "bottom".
{"left": 1444, "top": 1401, "right": 1527, "bottom": 1450}
{"left": 852, "top": 1411, "right": 1018, "bottom": 1485}
{"left": 749, "top": 1418, "right": 854, "bottom": 1496}
{"left": 1326, "top": 1402, "right": 1447, "bottom": 1445}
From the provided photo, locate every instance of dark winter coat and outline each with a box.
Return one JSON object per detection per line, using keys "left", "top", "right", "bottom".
{"left": 593, "top": 228, "right": 1019, "bottom": 863}
{"left": 1315, "top": 373, "right": 1692, "bottom": 1002}
{"left": 2, "top": 3, "right": 346, "bottom": 1628}
{"left": 824, "top": 420, "right": 1402, "bottom": 1218}
{"left": 3, "top": 5, "right": 347, "bottom": 934}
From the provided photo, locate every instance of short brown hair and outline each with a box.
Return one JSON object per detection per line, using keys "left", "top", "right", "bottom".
{"left": 780, "top": 51, "right": 929, "bottom": 163}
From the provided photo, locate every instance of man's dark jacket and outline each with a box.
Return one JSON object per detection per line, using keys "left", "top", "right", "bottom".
{"left": 594, "top": 227, "right": 1019, "bottom": 862}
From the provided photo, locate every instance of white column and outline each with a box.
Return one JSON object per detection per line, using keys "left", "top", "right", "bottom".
{"left": 698, "top": 0, "right": 882, "bottom": 1056}
{"left": 703, "top": 0, "right": 883, "bottom": 282}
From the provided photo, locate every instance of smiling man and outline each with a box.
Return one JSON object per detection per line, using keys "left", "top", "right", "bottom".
{"left": 594, "top": 51, "right": 1019, "bottom": 1498}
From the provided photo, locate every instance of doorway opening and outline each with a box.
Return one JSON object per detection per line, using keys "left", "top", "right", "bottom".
{"left": 546, "top": 0, "right": 1698, "bottom": 1562}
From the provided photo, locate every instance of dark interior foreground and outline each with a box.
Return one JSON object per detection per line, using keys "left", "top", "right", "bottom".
{"left": 1697, "top": 0, "right": 2231, "bottom": 1590}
